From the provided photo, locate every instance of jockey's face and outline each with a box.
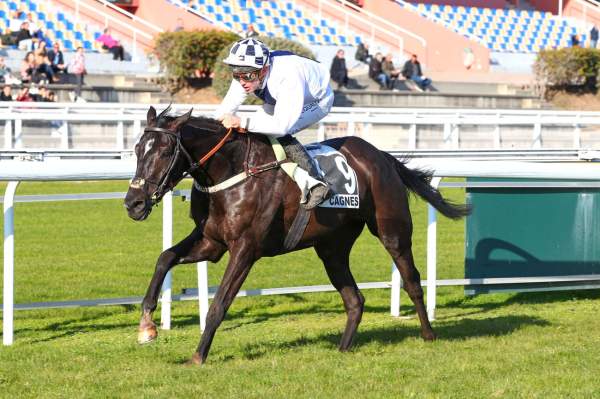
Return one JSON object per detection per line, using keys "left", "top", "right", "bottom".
{"left": 233, "top": 65, "right": 269, "bottom": 93}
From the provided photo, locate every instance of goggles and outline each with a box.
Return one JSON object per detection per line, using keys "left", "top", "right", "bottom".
{"left": 232, "top": 70, "right": 261, "bottom": 82}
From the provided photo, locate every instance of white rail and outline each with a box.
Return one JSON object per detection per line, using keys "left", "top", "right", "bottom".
{"left": 3, "top": 158, "right": 600, "bottom": 344}
{"left": 1, "top": 103, "right": 599, "bottom": 151}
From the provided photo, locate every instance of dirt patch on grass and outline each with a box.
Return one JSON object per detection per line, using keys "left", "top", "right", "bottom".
{"left": 550, "top": 92, "right": 600, "bottom": 111}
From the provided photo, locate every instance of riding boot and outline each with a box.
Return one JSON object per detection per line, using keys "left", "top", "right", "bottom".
{"left": 278, "top": 135, "right": 331, "bottom": 209}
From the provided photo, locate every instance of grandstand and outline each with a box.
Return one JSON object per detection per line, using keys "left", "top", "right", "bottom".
{"left": 176, "top": 0, "right": 362, "bottom": 47}
{"left": 0, "top": 0, "right": 105, "bottom": 52}
{"left": 398, "top": 1, "right": 588, "bottom": 53}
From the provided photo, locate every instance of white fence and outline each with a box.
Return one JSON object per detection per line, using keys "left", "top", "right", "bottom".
{"left": 2, "top": 103, "right": 600, "bottom": 151}
{"left": 3, "top": 155, "right": 600, "bottom": 346}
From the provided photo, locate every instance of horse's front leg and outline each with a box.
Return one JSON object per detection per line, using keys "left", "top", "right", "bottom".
{"left": 190, "top": 240, "right": 256, "bottom": 365}
{"left": 138, "top": 227, "right": 224, "bottom": 344}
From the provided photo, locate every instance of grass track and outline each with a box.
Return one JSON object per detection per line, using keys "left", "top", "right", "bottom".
{"left": 1, "top": 181, "right": 600, "bottom": 398}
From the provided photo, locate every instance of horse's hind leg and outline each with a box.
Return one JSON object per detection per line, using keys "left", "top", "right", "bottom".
{"left": 138, "top": 227, "right": 224, "bottom": 344}
{"left": 315, "top": 225, "right": 364, "bottom": 351}
{"left": 368, "top": 218, "right": 435, "bottom": 341}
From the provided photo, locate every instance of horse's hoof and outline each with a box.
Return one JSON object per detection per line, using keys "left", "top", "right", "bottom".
{"left": 137, "top": 325, "right": 158, "bottom": 344}
{"left": 422, "top": 331, "right": 436, "bottom": 341}
{"left": 185, "top": 352, "right": 203, "bottom": 366}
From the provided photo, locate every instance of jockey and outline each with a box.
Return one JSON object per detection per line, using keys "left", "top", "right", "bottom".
{"left": 214, "top": 38, "right": 334, "bottom": 210}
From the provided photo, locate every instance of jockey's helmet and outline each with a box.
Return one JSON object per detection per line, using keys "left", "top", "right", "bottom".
{"left": 223, "top": 38, "right": 270, "bottom": 73}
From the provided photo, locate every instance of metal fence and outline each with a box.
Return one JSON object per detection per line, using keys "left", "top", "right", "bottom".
{"left": 2, "top": 103, "right": 600, "bottom": 151}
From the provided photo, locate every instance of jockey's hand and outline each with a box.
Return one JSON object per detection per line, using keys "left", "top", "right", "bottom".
{"left": 220, "top": 114, "right": 241, "bottom": 129}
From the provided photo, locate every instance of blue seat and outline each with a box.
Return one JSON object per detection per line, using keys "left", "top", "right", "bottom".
{"left": 83, "top": 41, "right": 92, "bottom": 50}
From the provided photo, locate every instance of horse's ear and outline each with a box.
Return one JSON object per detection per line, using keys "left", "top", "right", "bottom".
{"left": 172, "top": 108, "right": 193, "bottom": 132}
{"left": 157, "top": 103, "right": 172, "bottom": 120}
{"left": 147, "top": 106, "right": 157, "bottom": 126}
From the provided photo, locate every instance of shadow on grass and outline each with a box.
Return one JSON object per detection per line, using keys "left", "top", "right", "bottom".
{"left": 437, "top": 289, "right": 600, "bottom": 318}
{"left": 232, "top": 314, "right": 548, "bottom": 362}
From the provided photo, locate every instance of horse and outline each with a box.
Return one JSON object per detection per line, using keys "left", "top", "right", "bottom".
{"left": 124, "top": 105, "right": 470, "bottom": 365}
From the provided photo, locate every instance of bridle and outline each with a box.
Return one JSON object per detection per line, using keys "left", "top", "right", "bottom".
{"left": 130, "top": 125, "right": 234, "bottom": 205}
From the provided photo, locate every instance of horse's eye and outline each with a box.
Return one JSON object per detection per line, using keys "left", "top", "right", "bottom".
{"left": 160, "top": 150, "right": 174, "bottom": 158}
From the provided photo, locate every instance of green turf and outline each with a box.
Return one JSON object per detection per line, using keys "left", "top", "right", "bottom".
{"left": 1, "top": 181, "right": 599, "bottom": 398}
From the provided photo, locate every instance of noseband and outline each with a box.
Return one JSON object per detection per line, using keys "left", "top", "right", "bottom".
{"left": 131, "top": 126, "right": 234, "bottom": 205}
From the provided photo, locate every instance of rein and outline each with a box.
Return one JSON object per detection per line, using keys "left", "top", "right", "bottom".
{"left": 133, "top": 125, "right": 284, "bottom": 200}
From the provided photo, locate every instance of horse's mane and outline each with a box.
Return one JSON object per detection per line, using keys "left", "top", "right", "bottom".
{"left": 162, "top": 114, "right": 227, "bottom": 136}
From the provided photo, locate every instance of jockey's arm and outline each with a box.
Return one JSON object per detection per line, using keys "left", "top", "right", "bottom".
{"left": 213, "top": 79, "right": 248, "bottom": 120}
{"left": 241, "top": 73, "right": 304, "bottom": 136}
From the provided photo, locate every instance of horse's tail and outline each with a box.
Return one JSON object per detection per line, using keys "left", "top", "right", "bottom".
{"left": 384, "top": 153, "right": 471, "bottom": 220}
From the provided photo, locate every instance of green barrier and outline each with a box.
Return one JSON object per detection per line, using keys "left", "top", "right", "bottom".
{"left": 465, "top": 178, "right": 600, "bottom": 295}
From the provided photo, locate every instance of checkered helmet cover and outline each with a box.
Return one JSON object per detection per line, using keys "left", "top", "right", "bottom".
{"left": 223, "top": 38, "right": 270, "bottom": 69}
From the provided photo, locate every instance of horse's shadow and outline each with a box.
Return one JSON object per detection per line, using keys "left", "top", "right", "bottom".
{"left": 222, "top": 314, "right": 548, "bottom": 362}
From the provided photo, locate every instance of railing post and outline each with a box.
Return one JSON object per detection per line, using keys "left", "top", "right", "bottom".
{"left": 427, "top": 177, "right": 442, "bottom": 321}
{"left": 14, "top": 119, "right": 22, "bottom": 149}
{"left": 409, "top": 113, "right": 417, "bottom": 149}
{"left": 347, "top": 121, "right": 355, "bottom": 136}
{"left": 532, "top": 114, "right": 542, "bottom": 149}
{"left": 117, "top": 109, "right": 125, "bottom": 151}
{"left": 160, "top": 191, "right": 173, "bottom": 330}
{"left": 317, "top": 122, "right": 325, "bottom": 142}
{"left": 493, "top": 113, "right": 501, "bottom": 148}
{"left": 573, "top": 114, "right": 581, "bottom": 149}
{"left": 390, "top": 262, "right": 401, "bottom": 316}
{"left": 3, "top": 181, "right": 20, "bottom": 345}
{"left": 197, "top": 261, "right": 209, "bottom": 331}
{"left": 4, "top": 119, "right": 12, "bottom": 149}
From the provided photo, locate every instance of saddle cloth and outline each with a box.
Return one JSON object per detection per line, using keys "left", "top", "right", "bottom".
{"left": 306, "top": 144, "right": 360, "bottom": 209}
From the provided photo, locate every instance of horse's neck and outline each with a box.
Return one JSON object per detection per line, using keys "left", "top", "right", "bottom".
{"left": 187, "top": 132, "right": 272, "bottom": 183}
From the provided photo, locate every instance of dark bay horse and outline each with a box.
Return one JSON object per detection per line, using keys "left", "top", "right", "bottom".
{"left": 124, "top": 106, "right": 470, "bottom": 365}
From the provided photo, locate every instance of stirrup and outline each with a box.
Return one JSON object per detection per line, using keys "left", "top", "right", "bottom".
{"left": 301, "top": 184, "right": 331, "bottom": 210}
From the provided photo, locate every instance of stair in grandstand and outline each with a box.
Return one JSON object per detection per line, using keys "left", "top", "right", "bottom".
{"left": 396, "top": 1, "right": 589, "bottom": 53}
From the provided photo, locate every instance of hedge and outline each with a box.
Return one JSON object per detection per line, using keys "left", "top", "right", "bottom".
{"left": 534, "top": 47, "right": 600, "bottom": 97}
{"left": 152, "top": 30, "right": 239, "bottom": 91}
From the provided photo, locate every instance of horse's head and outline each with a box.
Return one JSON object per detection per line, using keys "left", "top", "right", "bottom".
{"left": 124, "top": 105, "right": 192, "bottom": 221}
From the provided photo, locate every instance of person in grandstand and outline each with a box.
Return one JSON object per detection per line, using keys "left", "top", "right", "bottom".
{"left": 214, "top": 38, "right": 333, "bottom": 210}
{"left": 401, "top": 53, "right": 432, "bottom": 92}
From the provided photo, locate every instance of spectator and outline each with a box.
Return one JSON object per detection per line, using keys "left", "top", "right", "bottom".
{"left": 32, "top": 86, "right": 53, "bottom": 102}
{"left": 26, "top": 13, "right": 42, "bottom": 39}
{"left": 47, "top": 90, "right": 56, "bottom": 102}
{"left": 0, "top": 85, "right": 13, "bottom": 101}
{"left": 34, "top": 48, "right": 56, "bottom": 83}
{"left": 463, "top": 47, "right": 475, "bottom": 70}
{"left": 401, "top": 53, "right": 432, "bottom": 92}
{"left": 244, "top": 24, "right": 259, "bottom": 38}
{"left": 368, "top": 52, "right": 389, "bottom": 90}
{"left": 16, "top": 86, "right": 33, "bottom": 102}
{"left": 382, "top": 53, "right": 401, "bottom": 90}
{"left": 591, "top": 25, "right": 598, "bottom": 49}
{"left": 16, "top": 21, "right": 33, "bottom": 51}
{"left": 20, "top": 52, "right": 36, "bottom": 83}
{"left": 330, "top": 49, "right": 349, "bottom": 89}
{"left": 34, "top": 40, "right": 48, "bottom": 58}
{"left": 47, "top": 42, "right": 66, "bottom": 76}
{"left": 68, "top": 46, "right": 87, "bottom": 101}
{"left": 96, "top": 28, "right": 125, "bottom": 61}
{"left": 8, "top": 11, "right": 23, "bottom": 38}
{"left": 355, "top": 42, "right": 371, "bottom": 64}
{"left": 174, "top": 18, "right": 184, "bottom": 32}
{"left": 571, "top": 34, "right": 580, "bottom": 47}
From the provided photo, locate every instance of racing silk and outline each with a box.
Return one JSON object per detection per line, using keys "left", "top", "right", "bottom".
{"left": 214, "top": 51, "right": 333, "bottom": 136}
